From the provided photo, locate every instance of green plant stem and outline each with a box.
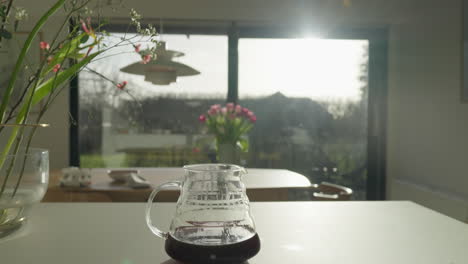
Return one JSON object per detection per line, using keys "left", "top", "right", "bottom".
{"left": 1, "top": 49, "right": 100, "bottom": 198}
{"left": 0, "top": 0, "right": 65, "bottom": 198}
{"left": 10, "top": 66, "right": 73, "bottom": 198}
{"left": 7, "top": 53, "right": 100, "bottom": 199}
{"left": 10, "top": 68, "right": 70, "bottom": 197}
{"left": 84, "top": 67, "right": 142, "bottom": 107}
{"left": 0, "top": 0, "right": 65, "bottom": 123}
{"left": 0, "top": 0, "right": 15, "bottom": 44}
{"left": 1, "top": 77, "right": 37, "bottom": 125}
{"left": 0, "top": 208, "right": 7, "bottom": 224}
{"left": 1, "top": 13, "right": 81, "bottom": 127}
{"left": 0, "top": 0, "right": 141, "bottom": 198}
{"left": 0, "top": 58, "right": 47, "bottom": 197}
{"left": 0, "top": 125, "right": 24, "bottom": 196}
{"left": 9, "top": 50, "right": 71, "bottom": 198}
{"left": 49, "top": 1, "right": 89, "bottom": 49}
{"left": 11, "top": 127, "right": 36, "bottom": 197}
{"left": 0, "top": 4, "right": 85, "bottom": 132}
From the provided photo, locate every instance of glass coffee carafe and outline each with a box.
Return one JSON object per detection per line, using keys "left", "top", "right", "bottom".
{"left": 145, "top": 164, "right": 260, "bottom": 263}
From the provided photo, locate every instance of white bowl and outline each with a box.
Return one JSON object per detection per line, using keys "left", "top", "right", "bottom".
{"left": 107, "top": 169, "right": 139, "bottom": 182}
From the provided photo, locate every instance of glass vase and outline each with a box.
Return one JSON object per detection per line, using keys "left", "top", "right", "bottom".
{"left": 217, "top": 143, "right": 240, "bottom": 165}
{"left": 0, "top": 148, "right": 49, "bottom": 237}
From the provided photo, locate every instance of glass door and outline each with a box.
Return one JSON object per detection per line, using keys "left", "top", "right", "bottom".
{"left": 238, "top": 38, "right": 369, "bottom": 199}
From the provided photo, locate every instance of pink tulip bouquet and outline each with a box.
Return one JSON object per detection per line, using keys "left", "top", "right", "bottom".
{"left": 199, "top": 103, "right": 256, "bottom": 155}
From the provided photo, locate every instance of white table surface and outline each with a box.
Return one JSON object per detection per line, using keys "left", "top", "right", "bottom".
{"left": 1, "top": 201, "right": 467, "bottom": 263}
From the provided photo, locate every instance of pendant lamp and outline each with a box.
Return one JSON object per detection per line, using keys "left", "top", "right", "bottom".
{"left": 120, "top": 41, "right": 200, "bottom": 85}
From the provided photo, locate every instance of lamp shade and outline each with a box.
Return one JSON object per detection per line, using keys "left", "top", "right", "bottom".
{"left": 120, "top": 41, "right": 200, "bottom": 85}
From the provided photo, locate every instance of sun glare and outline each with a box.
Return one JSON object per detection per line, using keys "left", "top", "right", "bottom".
{"left": 239, "top": 38, "right": 368, "bottom": 102}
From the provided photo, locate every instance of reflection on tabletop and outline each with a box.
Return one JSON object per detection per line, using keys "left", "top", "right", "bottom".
{"left": 160, "top": 259, "right": 249, "bottom": 264}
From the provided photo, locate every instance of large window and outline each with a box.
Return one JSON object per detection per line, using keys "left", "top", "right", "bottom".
{"left": 75, "top": 25, "right": 387, "bottom": 200}
{"left": 79, "top": 34, "right": 228, "bottom": 167}
{"left": 238, "top": 38, "right": 369, "bottom": 199}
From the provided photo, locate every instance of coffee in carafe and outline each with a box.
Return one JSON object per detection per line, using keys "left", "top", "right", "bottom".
{"left": 145, "top": 164, "right": 261, "bottom": 263}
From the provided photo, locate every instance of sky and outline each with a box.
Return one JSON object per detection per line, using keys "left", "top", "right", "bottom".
{"left": 239, "top": 38, "right": 368, "bottom": 102}
{"left": 80, "top": 33, "right": 368, "bottom": 103}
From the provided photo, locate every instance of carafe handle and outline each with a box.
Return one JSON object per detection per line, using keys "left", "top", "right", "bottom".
{"left": 145, "top": 181, "right": 181, "bottom": 239}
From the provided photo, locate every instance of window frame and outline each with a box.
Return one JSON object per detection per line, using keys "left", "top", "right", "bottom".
{"left": 69, "top": 21, "right": 388, "bottom": 200}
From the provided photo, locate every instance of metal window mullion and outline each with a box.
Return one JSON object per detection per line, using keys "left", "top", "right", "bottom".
{"left": 69, "top": 18, "right": 80, "bottom": 167}
{"left": 366, "top": 31, "right": 388, "bottom": 200}
{"left": 227, "top": 23, "right": 239, "bottom": 103}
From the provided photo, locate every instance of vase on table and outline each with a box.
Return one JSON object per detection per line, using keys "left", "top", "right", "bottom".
{"left": 216, "top": 143, "right": 240, "bottom": 165}
{"left": 0, "top": 148, "right": 49, "bottom": 237}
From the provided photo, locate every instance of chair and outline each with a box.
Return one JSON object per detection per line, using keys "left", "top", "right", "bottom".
{"left": 310, "top": 182, "right": 353, "bottom": 201}
{"left": 257, "top": 182, "right": 353, "bottom": 201}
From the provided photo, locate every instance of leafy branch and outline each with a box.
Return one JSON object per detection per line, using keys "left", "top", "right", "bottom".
{"left": 0, "top": 0, "right": 158, "bottom": 199}
{"left": 0, "top": 0, "right": 65, "bottom": 124}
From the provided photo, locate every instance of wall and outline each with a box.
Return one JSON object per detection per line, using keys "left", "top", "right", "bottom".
{"left": 13, "top": 0, "right": 468, "bottom": 221}
{"left": 386, "top": 0, "right": 468, "bottom": 222}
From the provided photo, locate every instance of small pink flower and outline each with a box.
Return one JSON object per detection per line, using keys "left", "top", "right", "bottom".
{"left": 198, "top": 114, "right": 206, "bottom": 123}
{"left": 211, "top": 104, "right": 221, "bottom": 110}
{"left": 52, "top": 64, "right": 61, "bottom": 73}
{"left": 208, "top": 108, "right": 217, "bottom": 115}
{"left": 85, "top": 46, "right": 94, "bottom": 57}
{"left": 235, "top": 105, "right": 242, "bottom": 114}
{"left": 141, "top": 54, "right": 152, "bottom": 64}
{"left": 208, "top": 104, "right": 221, "bottom": 115}
{"left": 249, "top": 115, "right": 257, "bottom": 123}
{"left": 241, "top": 107, "right": 249, "bottom": 115}
{"left": 221, "top": 107, "right": 227, "bottom": 115}
{"left": 39, "top": 41, "right": 50, "bottom": 50}
{"left": 134, "top": 44, "right": 141, "bottom": 53}
{"left": 226, "top": 103, "right": 234, "bottom": 111}
{"left": 116, "top": 81, "right": 128, "bottom": 90}
{"left": 46, "top": 56, "right": 53, "bottom": 64}
{"left": 247, "top": 111, "right": 254, "bottom": 117}
{"left": 80, "top": 19, "right": 90, "bottom": 35}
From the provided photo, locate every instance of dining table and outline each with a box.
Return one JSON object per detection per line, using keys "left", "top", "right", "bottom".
{"left": 43, "top": 168, "right": 312, "bottom": 202}
{"left": 0, "top": 201, "right": 467, "bottom": 263}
